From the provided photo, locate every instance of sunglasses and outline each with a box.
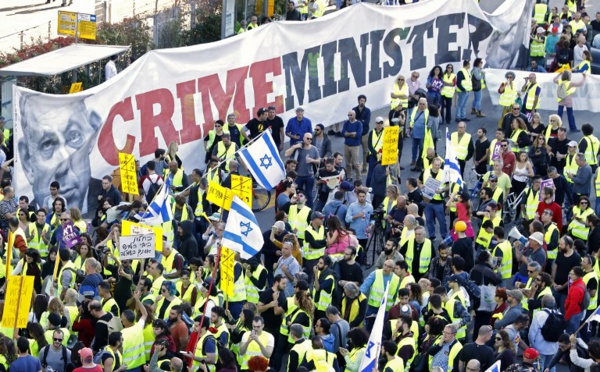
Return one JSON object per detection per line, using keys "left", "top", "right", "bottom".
{"left": 495, "top": 337, "right": 502, "bottom": 341}
{"left": 54, "top": 338, "right": 63, "bottom": 342}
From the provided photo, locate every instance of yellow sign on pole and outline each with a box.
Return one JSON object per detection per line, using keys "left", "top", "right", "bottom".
{"left": 122, "top": 220, "right": 163, "bottom": 252}
{"left": 2, "top": 276, "right": 34, "bottom": 328}
{"left": 381, "top": 126, "right": 400, "bottom": 166}
{"left": 118, "top": 152, "right": 139, "bottom": 195}
{"left": 206, "top": 182, "right": 233, "bottom": 210}
{"left": 220, "top": 247, "right": 235, "bottom": 297}
{"left": 57, "top": 11, "right": 77, "bottom": 36}
{"left": 69, "top": 82, "right": 83, "bottom": 94}
{"left": 231, "top": 175, "right": 252, "bottom": 208}
{"left": 77, "top": 13, "right": 97, "bottom": 40}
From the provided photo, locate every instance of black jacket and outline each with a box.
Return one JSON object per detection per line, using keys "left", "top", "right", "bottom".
{"left": 178, "top": 220, "right": 198, "bottom": 263}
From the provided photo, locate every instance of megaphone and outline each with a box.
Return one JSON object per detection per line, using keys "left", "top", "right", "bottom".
{"left": 508, "top": 226, "right": 528, "bottom": 245}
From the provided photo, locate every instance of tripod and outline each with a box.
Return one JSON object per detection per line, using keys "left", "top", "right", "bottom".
{"left": 365, "top": 218, "right": 386, "bottom": 268}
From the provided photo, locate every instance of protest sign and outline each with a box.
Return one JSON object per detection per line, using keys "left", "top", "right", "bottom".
{"left": 381, "top": 126, "right": 399, "bottom": 166}
{"left": 423, "top": 176, "right": 442, "bottom": 200}
{"left": 62, "top": 222, "right": 82, "bottom": 248}
{"left": 122, "top": 220, "right": 163, "bottom": 252}
{"left": 220, "top": 247, "right": 235, "bottom": 297}
{"left": 231, "top": 175, "right": 252, "bottom": 208}
{"left": 119, "top": 152, "right": 139, "bottom": 195}
{"left": 119, "top": 234, "right": 156, "bottom": 260}
{"left": 2, "top": 275, "right": 34, "bottom": 328}
{"left": 207, "top": 181, "right": 233, "bottom": 210}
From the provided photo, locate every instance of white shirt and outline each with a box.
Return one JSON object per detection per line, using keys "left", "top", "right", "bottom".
{"left": 573, "top": 44, "right": 588, "bottom": 68}
{"left": 105, "top": 60, "right": 117, "bottom": 81}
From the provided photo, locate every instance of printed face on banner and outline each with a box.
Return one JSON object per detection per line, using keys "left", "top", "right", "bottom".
{"left": 13, "top": 0, "right": 532, "bottom": 212}
{"left": 17, "top": 98, "right": 102, "bottom": 214}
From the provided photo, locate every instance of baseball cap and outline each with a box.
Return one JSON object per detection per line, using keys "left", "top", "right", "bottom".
{"left": 506, "top": 289, "right": 523, "bottom": 302}
{"left": 448, "top": 274, "right": 460, "bottom": 282}
{"left": 295, "top": 280, "right": 309, "bottom": 291}
{"left": 296, "top": 106, "right": 304, "bottom": 112}
{"left": 454, "top": 221, "right": 467, "bottom": 232}
{"left": 375, "top": 116, "right": 384, "bottom": 124}
{"left": 257, "top": 108, "right": 267, "bottom": 116}
{"left": 48, "top": 313, "right": 62, "bottom": 327}
{"left": 399, "top": 305, "right": 411, "bottom": 316}
{"left": 551, "top": 26, "right": 558, "bottom": 33}
{"left": 536, "top": 27, "right": 545, "bottom": 34}
{"left": 568, "top": 140, "right": 578, "bottom": 147}
{"left": 523, "top": 347, "right": 540, "bottom": 360}
{"left": 340, "top": 181, "right": 354, "bottom": 191}
{"left": 489, "top": 174, "right": 498, "bottom": 181}
{"left": 273, "top": 221, "right": 286, "bottom": 231}
{"left": 208, "top": 212, "right": 220, "bottom": 221}
{"left": 529, "top": 232, "right": 544, "bottom": 245}
{"left": 79, "top": 348, "right": 94, "bottom": 362}
{"left": 311, "top": 211, "right": 325, "bottom": 220}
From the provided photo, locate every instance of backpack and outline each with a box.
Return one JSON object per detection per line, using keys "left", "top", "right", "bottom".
{"left": 146, "top": 176, "right": 161, "bottom": 203}
{"left": 97, "top": 314, "right": 124, "bottom": 334}
{"left": 557, "top": 48, "right": 571, "bottom": 65}
{"left": 541, "top": 309, "right": 567, "bottom": 342}
{"left": 41, "top": 344, "right": 71, "bottom": 371}
{"left": 577, "top": 283, "right": 591, "bottom": 311}
{"left": 557, "top": 82, "right": 568, "bottom": 100}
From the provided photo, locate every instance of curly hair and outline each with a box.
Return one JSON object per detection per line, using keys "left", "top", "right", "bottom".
{"left": 295, "top": 291, "right": 315, "bottom": 321}
{"left": 247, "top": 355, "right": 269, "bottom": 371}
{"left": 48, "top": 297, "right": 66, "bottom": 316}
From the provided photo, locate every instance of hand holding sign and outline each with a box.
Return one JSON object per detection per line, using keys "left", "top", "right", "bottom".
{"left": 119, "top": 234, "right": 155, "bottom": 260}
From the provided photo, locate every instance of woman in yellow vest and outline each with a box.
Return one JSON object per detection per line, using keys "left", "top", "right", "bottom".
{"left": 165, "top": 141, "right": 182, "bottom": 169}
{"left": 389, "top": 75, "right": 409, "bottom": 122}
{"left": 204, "top": 120, "right": 226, "bottom": 163}
{"left": 497, "top": 71, "right": 518, "bottom": 128}
{"left": 340, "top": 283, "right": 367, "bottom": 328}
{"left": 17, "top": 209, "right": 29, "bottom": 232}
{"left": 568, "top": 196, "right": 594, "bottom": 242}
{"left": 176, "top": 270, "right": 198, "bottom": 306}
{"left": 69, "top": 207, "right": 87, "bottom": 234}
{"left": 553, "top": 69, "right": 586, "bottom": 132}
{"left": 573, "top": 50, "right": 592, "bottom": 74}
{"left": 24, "top": 323, "right": 48, "bottom": 358}
{"left": 545, "top": 114, "right": 563, "bottom": 141}
{"left": 72, "top": 242, "right": 93, "bottom": 272}
{"left": 441, "top": 64, "right": 456, "bottom": 125}
{"left": 339, "top": 327, "right": 369, "bottom": 372}
{"left": 509, "top": 117, "right": 531, "bottom": 153}
{"left": 154, "top": 281, "right": 183, "bottom": 320}
{"left": 229, "top": 308, "right": 253, "bottom": 366}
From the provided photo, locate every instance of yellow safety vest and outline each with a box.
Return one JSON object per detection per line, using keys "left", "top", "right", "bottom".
{"left": 172, "top": 203, "right": 189, "bottom": 222}
{"left": 450, "top": 132, "right": 471, "bottom": 161}
{"left": 565, "top": 153, "right": 578, "bottom": 183}
{"left": 441, "top": 73, "right": 456, "bottom": 98}
{"left": 532, "top": 286, "right": 553, "bottom": 316}
{"left": 580, "top": 135, "right": 600, "bottom": 166}
{"left": 570, "top": 19, "right": 585, "bottom": 32}
{"left": 476, "top": 215, "right": 502, "bottom": 249}
{"left": 279, "top": 297, "right": 298, "bottom": 338}
{"left": 530, "top": 37, "right": 546, "bottom": 57}
{"left": 44, "top": 328, "right": 70, "bottom": 347}
{"left": 163, "top": 249, "right": 182, "bottom": 281}
{"left": 370, "top": 129, "right": 384, "bottom": 155}
{"left": 151, "top": 276, "right": 166, "bottom": 298}
{"left": 154, "top": 296, "right": 183, "bottom": 319}
{"left": 347, "top": 347, "right": 366, "bottom": 371}
{"left": 303, "top": 225, "right": 326, "bottom": 260}
{"left": 313, "top": 272, "right": 336, "bottom": 311}
{"left": 447, "top": 292, "right": 467, "bottom": 339}
{"left": 224, "top": 261, "right": 246, "bottom": 302}
{"left": 391, "top": 83, "right": 409, "bottom": 110}
{"left": 102, "top": 297, "right": 120, "bottom": 317}
{"left": 409, "top": 108, "right": 429, "bottom": 129}
{"left": 384, "top": 357, "right": 405, "bottom": 372}
{"left": 58, "top": 261, "right": 76, "bottom": 293}
{"left": 390, "top": 322, "right": 417, "bottom": 367}
{"left": 27, "top": 223, "right": 49, "bottom": 257}
{"left": 569, "top": 206, "right": 594, "bottom": 240}
{"left": 288, "top": 339, "right": 312, "bottom": 372}
{"left": 400, "top": 228, "right": 415, "bottom": 248}
{"left": 286, "top": 309, "right": 312, "bottom": 344}
{"left": 428, "top": 337, "right": 462, "bottom": 372}
{"left": 143, "top": 324, "right": 155, "bottom": 362}
{"left": 193, "top": 332, "right": 218, "bottom": 371}
{"left": 557, "top": 79, "right": 577, "bottom": 102}
{"left": 577, "top": 60, "right": 591, "bottom": 73}
{"left": 545, "top": 223, "right": 559, "bottom": 260}
{"left": 457, "top": 68, "right": 472, "bottom": 92}
{"left": 492, "top": 240, "right": 513, "bottom": 280}
{"left": 583, "top": 271, "right": 599, "bottom": 310}
{"left": 244, "top": 264, "right": 267, "bottom": 304}
{"left": 165, "top": 169, "right": 184, "bottom": 188}
{"left": 422, "top": 169, "right": 445, "bottom": 201}
{"left": 195, "top": 187, "right": 205, "bottom": 216}
{"left": 215, "top": 142, "right": 237, "bottom": 172}
{"left": 499, "top": 82, "right": 518, "bottom": 107}
{"left": 103, "top": 240, "right": 120, "bottom": 276}
{"left": 510, "top": 129, "right": 528, "bottom": 153}
{"left": 523, "top": 188, "right": 540, "bottom": 220}
{"left": 341, "top": 293, "right": 366, "bottom": 327}
{"left": 306, "top": 348, "right": 337, "bottom": 372}
{"left": 288, "top": 204, "right": 311, "bottom": 240}
{"left": 405, "top": 238, "right": 432, "bottom": 275}
{"left": 240, "top": 331, "right": 274, "bottom": 370}
{"left": 176, "top": 282, "right": 196, "bottom": 304}
{"left": 206, "top": 167, "right": 221, "bottom": 185}
{"left": 367, "top": 270, "right": 400, "bottom": 310}
{"left": 533, "top": 3, "right": 549, "bottom": 24}
{"left": 523, "top": 83, "right": 540, "bottom": 110}
{"left": 521, "top": 277, "right": 534, "bottom": 311}
{"left": 101, "top": 348, "right": 122, "bottom": 372}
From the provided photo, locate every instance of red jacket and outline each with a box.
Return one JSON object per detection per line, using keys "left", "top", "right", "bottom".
{"left": 565, "top": 278, "right": 585, "bottom": 320}
{"left": 536, "top": 201, "right": 563, "bottom": 232}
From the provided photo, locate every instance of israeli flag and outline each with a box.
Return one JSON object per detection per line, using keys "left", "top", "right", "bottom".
{"left": 221, "top": 196, "right": 264, "bottom": 260}
{"left": 358, "top": 283, "right": 390, "bottom": 372}
{"left": 136, "top": 177, "right": 173, "bottom": 226}
{"left": 445, "top": 128, "right": 464, "bottom": 187}
{"left": 238, "top": 131, "right": 285, "bottom": 190}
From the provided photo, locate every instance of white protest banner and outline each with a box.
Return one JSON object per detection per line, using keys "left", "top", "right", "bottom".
{"left": 12, "top": 0, "right": 532, "bottom": 217}
{"left": 423, "top": 177, "right": 443, "bottom": 200}
{"left": 486, "top": 68, "right": 600, "bottom": 112}
{"left": 119, "top": 234, "right": 156, "bottom": 260}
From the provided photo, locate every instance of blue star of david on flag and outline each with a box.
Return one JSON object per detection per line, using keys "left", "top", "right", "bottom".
{"left": 240, "top": 221, "right": 252, "bottom": 237}
{"left": 259, "top": 154, "right": 273, "bottom": 170}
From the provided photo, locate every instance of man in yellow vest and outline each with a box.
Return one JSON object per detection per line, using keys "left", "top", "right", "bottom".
{"left": 303, "top": 336, "right": 340, "bottom": 371}
{"left": 239, "top": 315, "right": 275, "bottom": 369}
{"left": 521, "top": 73, "right": 541, "bottom": 117}
{"left": 313, "top": 255, "right": 337, "bottom": 320}
{"left": 120, "top": 291, "right": 148, "bottom": 371}
{"left": 360, "top": 259, "right": 400, "bottom": 330}
{"left": 161, "top": 242, "right": 184, "bottom": 282}
{"left": 99, "top": 281, "right": 120, "bottom": 317}
{"left": 428, "top": 324, "right": 463, "bottom": 372}
{"left": 380, "top": 340, "right": 405, "bottom": 372}
{"left": 533, "top": 1, "right": 549, "bottom": 27}
{"left": 288, "top": 324, "right": 312, "bottom": 371}
{"left": 455, "top": 60, "right": 472, "bottom": 122}
{"left": 520, "top": 176, "right": 542, "bottom": 230}
{"left": 541, "top": 208, "right": 560, "bottom": 270}
{"left": 212, "top": 133, "right": 239, "bottom": 172}
{"left": 165, "top": 161, "right": 189, "bottom": 192}
{"left": 243, "top": 258, "right": 267, "bottom": 305}
{"left": 451, "top": 121, "right": 474, "bottom": 175}
{"left": 530, "top": 28, "right": 547, "bottom": 67}
{"left": 283, "top": 190, "right": 312, "bottom": 244}
{"left": 26, "top": 209, "right": 50, "bottom": 259}
{"left": 419, "top": 158, "right": 448, "bottom": 240}
{"left": 183, "top": 316, "right": 218, "bottom": 371}
{"left": 579, "top": 123, "right": 600, "bottom": 173}
{"left": 304, "top": 211, "right": 326, "bottom": 282}
{"left": 399, "top": 226, "right": 431, "bottom": 280}
{"left": 581, "top": 255, "right": 599, "bottom": 342}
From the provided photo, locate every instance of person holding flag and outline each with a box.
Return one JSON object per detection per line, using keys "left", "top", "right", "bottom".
{"left": 356, "top": 282, "right": 391, "bottom": 372}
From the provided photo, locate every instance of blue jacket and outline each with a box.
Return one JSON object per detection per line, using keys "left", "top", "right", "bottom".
{"left": 341, "top": 120, "right": 363, "bottom": 147}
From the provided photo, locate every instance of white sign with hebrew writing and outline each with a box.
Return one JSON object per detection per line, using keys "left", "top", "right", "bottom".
{"left": 119, "top": 234, "right": 155, "bottom": 260}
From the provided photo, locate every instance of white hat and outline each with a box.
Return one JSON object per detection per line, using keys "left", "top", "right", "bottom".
{"left": 568, "top": 140, "right": 578, "bottom": 147}
{"left": 529, "top": 232, "right": 544, "bottom": 245}
{"left": 375, "top": 117, "right": 384, "bottom": 123}
{"left": 537, "top": 27, "right": 545, "bottom": 34}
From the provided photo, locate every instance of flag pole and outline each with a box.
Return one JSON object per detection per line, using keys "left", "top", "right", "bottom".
{"left": 211, "top": 130, "right": 269, "bottom": 173}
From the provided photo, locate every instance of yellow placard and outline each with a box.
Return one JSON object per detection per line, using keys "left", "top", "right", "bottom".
{"left": 231, "top": 175, "right": 252, "bottom": 208}
{"left": 57, "top": 11, "right": 77, "bottom": 36}
{"left": 206, "top": 182, "right": 233, "bottom": 210}
{"left": 122, "top": 220, "right": 163, "bottom": 252}
{"left": 118, "top": 152, "right": 139, "bottom": 195}
{"left": 69, "top": 82, "right": 83, "bottom": 94}
{"left": 2, "top": 276, "right": 34, "bottom": 328}
{"left": 381, "top": 126, "right": 400, "bottom": 166}
{"left": 77, "top": 13, "right": 97, "bottom": 40}
{"left": 220, "top": 247, "right": 235, "bottom": 297}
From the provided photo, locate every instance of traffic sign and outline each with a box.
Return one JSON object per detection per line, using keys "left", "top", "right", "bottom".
{"left": 57, "top": 11, "right": 97, "bottom": 40}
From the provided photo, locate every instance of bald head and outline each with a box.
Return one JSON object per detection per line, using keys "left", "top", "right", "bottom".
{"left": 466, "top": 359, "right": 481, "bottom": 372}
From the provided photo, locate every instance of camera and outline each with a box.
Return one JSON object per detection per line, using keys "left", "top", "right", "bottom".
{"left": 371, "top": 207, "right": 385, "bottom": 222}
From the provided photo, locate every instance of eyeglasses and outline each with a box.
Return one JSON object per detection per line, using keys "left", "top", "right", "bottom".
{"left": 315, "top": 129, "right": 321, "bottom": 133}
{"left": 495, "top": 337, "right": 502, "bottom": 341}
{"left": 397, "top": 78, "right": 404, "bottom": 81}
{"left": 501, "top": 145, "right": 508, "bottom": 148}
{"left": 306, "top": 138, "right": 312, "bottom": 141}
{"left": 528, "top": 270, "right": 535, "bottom": 273}
{"left": 376, "top": 121, "right": 383, "bottom": 124}
{"left": 54, "top": 338, "right": 63, "bottom": 342}
{"left": 512, "top": 107, "right": 520, "bottom": 110}
{"left": 581, "top": 201, "right": 589, "bottom": 205}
